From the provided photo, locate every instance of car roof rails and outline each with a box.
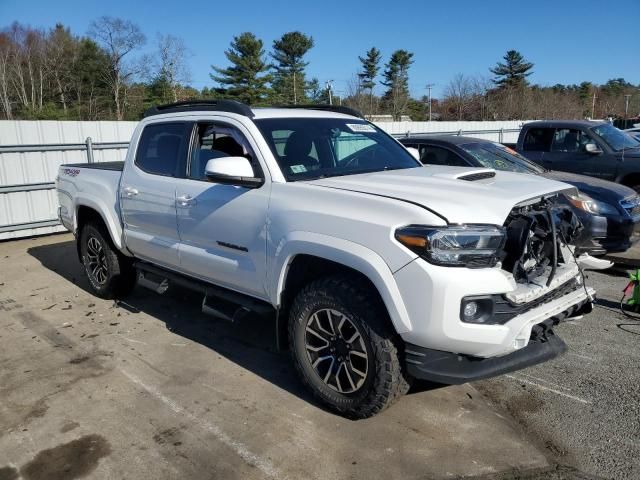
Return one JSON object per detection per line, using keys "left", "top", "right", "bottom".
{"left": 274, "top": 104, "right": 365, "bottom": 119}
{"left": 143, "top": 99, "right": 254, "bottom": 118}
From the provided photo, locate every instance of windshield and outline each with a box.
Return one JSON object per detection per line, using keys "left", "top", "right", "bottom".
{"left": 459, "top": 142, "right": 545, "bottom": 174}
{"left": 254, "top": 117, "right": 421, "bottom": 181}
{"left": 591, "top": 124, "right": 640, "bottom": 152}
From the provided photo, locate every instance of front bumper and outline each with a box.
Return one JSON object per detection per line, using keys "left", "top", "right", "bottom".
{"left": 573, "top": 209, "right": 640, "bottom": 255}
{"left": 394, "top": 257, "right": 595, "bottom": 358}
{"left": 404, "top": 320, "right": 571, "bottom": 384}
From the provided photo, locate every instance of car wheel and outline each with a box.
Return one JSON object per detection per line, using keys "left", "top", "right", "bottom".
{"left": 80, "top": 222, "right": 136, "bottom": 299}
{"left": 289, "top": 274, "right": 411, "bottom": 418}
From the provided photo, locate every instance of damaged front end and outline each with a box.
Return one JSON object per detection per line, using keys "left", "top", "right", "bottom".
{"left": 493, "top": 194, "right": 595, "bottom": 333}
{"left": 502, "top": 197, "right": 583, "bottom": 286}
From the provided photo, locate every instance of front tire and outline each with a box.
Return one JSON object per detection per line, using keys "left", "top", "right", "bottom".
{"left": 79, "top": 222, "right": 136, "bottom": 299}
{"left": 288, "top": 274, "right": 411, "bottom": 418}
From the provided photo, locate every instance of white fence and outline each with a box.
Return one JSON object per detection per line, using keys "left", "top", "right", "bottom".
{"left": 377, "top": 120, "right": 529, "bottom": 143}
{"left": 0, "top": 119, "right": 528, "bottom": 241}
{"left": 0, "top": 121, "right": 137, "bottom": 240}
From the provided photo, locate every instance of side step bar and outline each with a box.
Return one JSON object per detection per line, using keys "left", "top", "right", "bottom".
{"left": 134, "top": 261, "right": 275, "bottom": 322}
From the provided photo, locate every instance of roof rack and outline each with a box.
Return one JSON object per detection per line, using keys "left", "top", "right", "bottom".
{"left": 274, "top": 104, "right": 365, "bottom": 119}
{"left": 143, "top": 99, "right": 254, "bottom": 118}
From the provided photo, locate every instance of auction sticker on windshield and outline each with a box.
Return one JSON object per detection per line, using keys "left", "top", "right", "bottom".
{"left": 346, "top": 123, "right": 376, "bottom": 133}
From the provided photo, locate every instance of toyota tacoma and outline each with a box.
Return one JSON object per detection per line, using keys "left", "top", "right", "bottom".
{"left": 56, "top": 100, "right": 595, "bottom": 418}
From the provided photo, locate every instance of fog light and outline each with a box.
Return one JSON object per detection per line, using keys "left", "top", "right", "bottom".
{"left": 460, "top": 296, "right": 495, "bottom": 324}
{"left": 463, "top": 301, "right": 478, "bottom": 319}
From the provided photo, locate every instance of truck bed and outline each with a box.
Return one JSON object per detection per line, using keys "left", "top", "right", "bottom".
{"left": 63, "top": 161, "right": 124, "bottom": 171}
{"left": 56, "top": 162, "right": 123, "bottom": 237}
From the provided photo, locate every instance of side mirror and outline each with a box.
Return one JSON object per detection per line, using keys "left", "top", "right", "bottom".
{"left": 584, "top": 143, "right": 602, "bottom": 155}
{"left": 204, "top": 157, "right": 263, "bottom": 188}
{"left": 406, "top": 147, "right": 420, "bottom": 161}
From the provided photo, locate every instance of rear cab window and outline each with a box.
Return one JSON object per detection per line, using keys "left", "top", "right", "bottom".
{"left": 135, "top": 123, "right": 191, "bottom": 176}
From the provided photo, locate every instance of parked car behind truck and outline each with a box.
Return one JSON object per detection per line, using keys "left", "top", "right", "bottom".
{"left": 516, "top": 120, "right": 640, "bottom": 191}
{"left": 56, "top": 100, "right": 595, "bottom": 418}
{"left": 399, "top": 135, "right": 640, "bottom": 256}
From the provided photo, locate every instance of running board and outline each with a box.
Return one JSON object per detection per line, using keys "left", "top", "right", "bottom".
{"left": 138, "top": 271, "right": 169, "bottom": 294}
{"left": 201, "top": 296, "right": 252, "bottom": 323}
{"left": 133, "top": 261, "right": 275, "bottom": 321}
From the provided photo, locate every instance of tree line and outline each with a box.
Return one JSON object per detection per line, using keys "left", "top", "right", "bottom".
{"left": 0, "top": 19, "right": 638, "bottom": 122}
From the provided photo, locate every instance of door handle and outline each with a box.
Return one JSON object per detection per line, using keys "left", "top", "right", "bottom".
{"left": 123, "top": 186, "right": 139, "bottom": 197}
{"left": 176, "top": 194, "right": 196, "bottom": 207}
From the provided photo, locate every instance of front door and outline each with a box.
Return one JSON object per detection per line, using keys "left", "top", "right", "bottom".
{"left": 120, "top": 122, "right": 191, "bottom": 269}
{"left": 543, "top": 128, "right": 610, "bottom": 179}
{"left": 174, "top": 121, "right": 270, "bottom": 299}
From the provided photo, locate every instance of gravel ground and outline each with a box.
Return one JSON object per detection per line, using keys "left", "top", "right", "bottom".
{"left": 477, "top": 266, "right": 640, "bottom": 480}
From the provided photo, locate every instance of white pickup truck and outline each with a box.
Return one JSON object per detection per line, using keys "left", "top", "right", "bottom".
{"left": 56, "top": 100, "right": 595, "bottom": 418}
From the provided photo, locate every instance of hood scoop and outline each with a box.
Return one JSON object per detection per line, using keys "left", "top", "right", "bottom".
{"left": 431, "top": 168, "right": 497, "bottom": 182}
{"left": 458, "top": 170, "right": 496, "bottom": 181}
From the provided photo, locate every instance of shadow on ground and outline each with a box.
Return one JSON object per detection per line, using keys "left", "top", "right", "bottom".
{"left": 27, "top": 240, "right": 443, "bottom": 413}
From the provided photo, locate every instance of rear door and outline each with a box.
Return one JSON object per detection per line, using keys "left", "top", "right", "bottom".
{"left": 174, "top": 120, "right": 270, "bottom": 299}
{"left": 120, "top": 122, "right": 191, "bottom": 269}
{"left": 520, "top": 127, "right": 553, "bottom": 165}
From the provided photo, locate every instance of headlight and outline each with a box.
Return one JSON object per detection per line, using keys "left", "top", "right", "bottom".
{"left": 566, "top": 192, "right": 619, "bottom": 216}
{"left": 395, "top": 225, "right": 506, "bottom": 268}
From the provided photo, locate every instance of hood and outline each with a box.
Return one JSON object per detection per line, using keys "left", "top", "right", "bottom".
{"left": 542, "top": 170, "right": 636, "bottom": 201}
{"left": 307, "top": 166, "right": 574, "bottom": 225}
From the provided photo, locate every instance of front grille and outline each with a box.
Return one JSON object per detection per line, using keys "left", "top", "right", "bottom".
{"left": 492, "top": 277, "right": 582, "bottom": 324}
{"left": 620, "top": 196, "right": 640, "bottom": 217}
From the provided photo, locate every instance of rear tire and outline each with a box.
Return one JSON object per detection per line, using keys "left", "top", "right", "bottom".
{"left": 288, "top": 274, "right": 411, "bottom": 419}
{"left": 79, "top": 222, "right": 136, "bottom": 299}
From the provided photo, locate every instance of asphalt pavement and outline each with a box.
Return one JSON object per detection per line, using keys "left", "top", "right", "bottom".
{"left": 0, "top": 233, "right": 638, "bottom": 479}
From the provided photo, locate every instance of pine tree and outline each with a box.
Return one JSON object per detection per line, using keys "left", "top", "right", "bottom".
{"left": 490, "top": 50, "right": 533, "bottom": 88}
{"left": 381, "top": 49, "right": 413, "bottom": 120}
{"left": 307, "top": 78, "right": 329, "bottom": 103}
{"left": 270, "top": 31, "right": 314, "bottom": 104}
{"left": 358, "top": 47, "right": 381, "bottom": 116}
{"left": 211, "top": 32, "right": 272, "bottom": 105}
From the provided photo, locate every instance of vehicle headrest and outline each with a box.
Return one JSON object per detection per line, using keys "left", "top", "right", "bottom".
{"left": 284, "top": 131, "right": 313, "bottom": 158}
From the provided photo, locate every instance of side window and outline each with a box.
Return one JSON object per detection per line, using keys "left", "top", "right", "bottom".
{"left": 135, "top": 123, "right": 190, "bottom": 176}
{"left": 523, "top": 128, "right": 554, "bottom": 152}
{"left": 419, "top": 145, "right": 468, "bottom": 167}
{"left": 189, "top": 123, "right": 259, "bottom": 181}
{"left": 551, "top": 128, "right": 590, "bottom": 153}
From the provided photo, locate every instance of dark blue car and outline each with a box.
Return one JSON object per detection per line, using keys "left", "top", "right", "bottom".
{"left": 399, "top": 135, "right": 640, "bottom": 256}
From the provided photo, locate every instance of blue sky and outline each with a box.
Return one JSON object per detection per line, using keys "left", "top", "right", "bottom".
{"left": 1, "top": 0, "right": 638, "bottom": 98}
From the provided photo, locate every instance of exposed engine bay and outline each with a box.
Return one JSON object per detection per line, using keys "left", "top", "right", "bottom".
{"left": 502, "top": 197, "right": 583, "bottom": 285}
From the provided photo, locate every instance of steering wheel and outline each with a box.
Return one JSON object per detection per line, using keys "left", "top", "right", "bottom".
{"left": 342, "top": 145, "right": 377, "bottom": 169}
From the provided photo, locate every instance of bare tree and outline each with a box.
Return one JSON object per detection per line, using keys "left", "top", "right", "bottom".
{"left": 443, "top": 73, "right": 475, "bottom": 120}
{"left": 88, "top": 16, "right": 145, "bottom": 120}
{"left": 7, "top": 23, "right": 46, "bottom": 111}
{"left": 45, "top": 25, "right": 78, "bottom": 113}
{"left": 344, "top": 74, "right": 369, "bottom": 113}
{"left": 155, "top": 34, "right": 191, "bottom": 102}
{"left": 0, "top": 32, "right": 12, "bottom": 118}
